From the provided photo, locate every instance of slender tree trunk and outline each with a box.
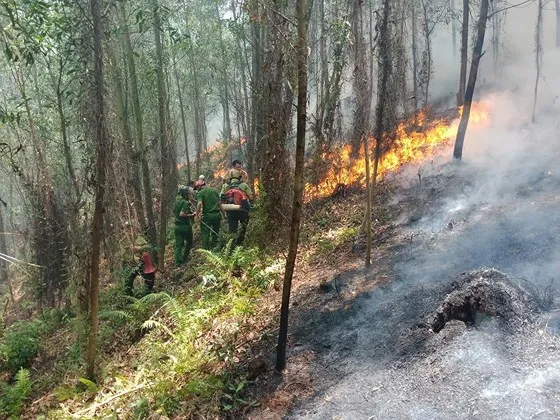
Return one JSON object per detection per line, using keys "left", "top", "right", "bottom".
{"left": 556, "top": 0, "right": 560, "bottom": 47}
{"left": 420, "top": 0, "right": 432, "bottom": 107}
{"left": 451, "top": 0, "right": 457, "bottom": 56}
{"left": 0, "top": 203, "right": 14, "bottom": 303}
{"left": 152, "top": 0, "right": 170, "bottom": 267}
{"left": 532, "top": 0, "right": 543, "bottom": 123}
{"left": 172, "top": 50, "right": 192, "bottom": 180}
{"left": 458, "top": 0, "right": 469, "bottom": 107}
{"left": 276, "top": 0, "right": 308, "bottom": 373}
{"left": 364, "top": 135, "right": 372, "bottom": 267}
{"left": 108, "top": 45, "right": 147, "bottom": 232}
{"left": 411, "top": 0, "right": 419, "bottom": 111}
{"left": 86, "top": 0, "right": 108, "bottom": 381}
{"left": 50, "top": 58, "right": 79, "bottom": 202}
{"left": 118, "top": 0, "right": 157, "bottom": 250}
{"left": 453, "top": 0, "right": 489, "bottom": 160}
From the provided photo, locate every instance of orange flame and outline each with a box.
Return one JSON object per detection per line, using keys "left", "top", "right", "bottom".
{"left": 304, "top": 102, "right": 491, "bottom": 201}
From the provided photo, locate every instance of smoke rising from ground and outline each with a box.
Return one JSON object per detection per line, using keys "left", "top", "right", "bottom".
{"left": 284, "top": 5, "right": 560, "bottom": 417}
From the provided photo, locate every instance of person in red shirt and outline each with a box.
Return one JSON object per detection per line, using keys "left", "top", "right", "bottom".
{"left": 125, "top": 237, "right": 157, "bottom": 296}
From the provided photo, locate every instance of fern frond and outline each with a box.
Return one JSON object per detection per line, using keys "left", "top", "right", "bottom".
{"left": 98, "top": 310, "right": 132, "bottom": 322}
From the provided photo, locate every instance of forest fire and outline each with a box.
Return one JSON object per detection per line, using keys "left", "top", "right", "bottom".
{"left": 304, "top": 102, "right": 491, "bottom": 201}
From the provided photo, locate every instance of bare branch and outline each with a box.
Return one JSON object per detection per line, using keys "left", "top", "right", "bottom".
{"left": 488, "top": 0, "right": 536, "bottom": 19}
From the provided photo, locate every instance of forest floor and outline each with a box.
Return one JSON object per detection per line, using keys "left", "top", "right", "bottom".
{"left": 247, "top": 138, "right": 560, "bottom": 419}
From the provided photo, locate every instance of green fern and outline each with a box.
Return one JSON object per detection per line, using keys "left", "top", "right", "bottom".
{"left": 0, "top": 368, "right": 32, "bottom": 418}
{"left": 98, "top": 310, "right": 132, "bottom": 322}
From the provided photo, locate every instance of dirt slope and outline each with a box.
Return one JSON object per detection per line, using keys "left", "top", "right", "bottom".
{"left": 272, "top": 145, "right": 560, "bottom": 419}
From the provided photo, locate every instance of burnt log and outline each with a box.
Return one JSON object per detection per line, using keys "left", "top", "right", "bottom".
{"left": 431, "top": 269, "right": 540, "bottom": 333}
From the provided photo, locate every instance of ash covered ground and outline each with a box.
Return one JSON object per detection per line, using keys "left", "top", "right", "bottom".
{"left": 285, "top": 109, "right": 560, "bottom": 419}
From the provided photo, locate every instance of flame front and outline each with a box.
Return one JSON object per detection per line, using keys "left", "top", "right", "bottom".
{"left": 304, "top": 102, "right": 491, "bottom": 201}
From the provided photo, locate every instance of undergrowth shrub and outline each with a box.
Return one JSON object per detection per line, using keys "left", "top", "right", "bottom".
{"left": 120, "top": 246, "right": 278, "bottom": 416}
{"left": 0, "top": 368, "right": 32, "bottom": 418}
{"left": 0, "top": 319, "right": 47, "bottom": 375}
{"left": 47, "top": 245, "right": 279, "bottom": 418}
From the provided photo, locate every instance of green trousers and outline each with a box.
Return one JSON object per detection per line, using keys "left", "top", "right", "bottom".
{"left": 201, "top": 212, "right": 222, "bottom": 250}
{"left": 174, "top": 224, "right": 193, "bottom": 266}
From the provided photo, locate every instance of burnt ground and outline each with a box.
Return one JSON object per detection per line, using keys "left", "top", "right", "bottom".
{"left": 251, "top": 143, "right": 560, "bottom": 419}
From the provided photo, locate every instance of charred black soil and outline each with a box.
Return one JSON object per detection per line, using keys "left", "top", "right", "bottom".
{"left": 265, "top": 151, "right": 560, "bottom": 419}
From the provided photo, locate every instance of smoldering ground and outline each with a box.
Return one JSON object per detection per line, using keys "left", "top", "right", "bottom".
{"left": 283, "top": 24, "right": 560, "bottom": 420}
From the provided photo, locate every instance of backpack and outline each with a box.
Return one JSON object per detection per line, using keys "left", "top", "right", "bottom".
{"left": 222, "top": 182, "right": 251, "bottom": 211}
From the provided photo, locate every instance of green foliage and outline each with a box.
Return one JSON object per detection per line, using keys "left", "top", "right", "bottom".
{"left": 0, "top": 319, "right": 47, "bottom": 374}
{"left": 312, "top": 226, "right": 358, "bottom": 254}
{"left": 222, "top": 377, "right": 258, "bottom": 412}
{"left": 0, "top": 368, "right": 32, "bottom": 418}
{"left": 77, "top": 246, "right": 282, "bottom": 417}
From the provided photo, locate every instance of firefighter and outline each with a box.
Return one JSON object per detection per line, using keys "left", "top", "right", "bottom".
{"left": 195, "top": 179, "right": 226, "bottom": 250}
{"left": 174, "top": 185, "right": 195, "bottom": 266}
{"left": 220, "top": 169, "right": 253, "bottom": 246}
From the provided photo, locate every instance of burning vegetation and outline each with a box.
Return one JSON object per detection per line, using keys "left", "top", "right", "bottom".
{"left": 304, "top": 101, "right": 491, "bottom": 201}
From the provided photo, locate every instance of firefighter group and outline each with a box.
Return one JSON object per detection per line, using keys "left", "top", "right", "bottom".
{"left": 126, "top": 160, "right": 253, "bottom": 295}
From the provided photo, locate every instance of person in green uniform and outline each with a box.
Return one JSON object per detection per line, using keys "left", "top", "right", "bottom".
{"left": 174, "top": 185, "right": 195, "bottom": 266}
{"left": 220, "top": 169, "right": 253, "bottom": 246}
{"left": 195, "top": 179, "right": 225, "bottom": 250}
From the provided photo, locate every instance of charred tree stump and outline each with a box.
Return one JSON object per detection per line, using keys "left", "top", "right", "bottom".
{"left": 430, "top": 269, "right": 540, "bottom": 333}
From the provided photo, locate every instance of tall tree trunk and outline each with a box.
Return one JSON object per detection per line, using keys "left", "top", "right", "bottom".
{"left": 532, "top": 0, "right": 543, "bottom": 123}
{"left": 118, "top": 0, "right": 157, "bottom": 250}
{"left": 457, "top": 0, "right": 469, "bottom": 107}
{"left": 453, "top": 0, "right": 489, "bottom": 160}
{"left": 152, "top": 0, "right": 170, "bottom": 267}
{"left": 276, "top": 0, "right": 308, "bottom": 373}
{"left": 248, "top": 2, "right": 264, "bottom": 184}
{"left": 86, "top": 0, "right": 108, "bottom": 381}
{"left": 350, "top": 0, "right": 371, "bottom": 155}
{"left": 372, "top": 0, "right": 391, "bottom": 185}
{"left": 261, "top": 0, "right": 291, "bottom": 223}
{"left": 172, "top": 49, "right": 192, "bottom": 180}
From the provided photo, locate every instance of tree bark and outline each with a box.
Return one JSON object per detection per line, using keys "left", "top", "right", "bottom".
{"left": 86, "top": 0, "right": 108, "bottom": 381}
{"left": 118, "top": 0, "right": 157, "bottom": 250}
{"left": 276, "top": 0, "right": 308, "bottom": 373}
{"left": 453, "top": 0, "right": 489, "bottom": 160}
{"left": 458, "top": 0, "right": 469, "bottom": 107}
